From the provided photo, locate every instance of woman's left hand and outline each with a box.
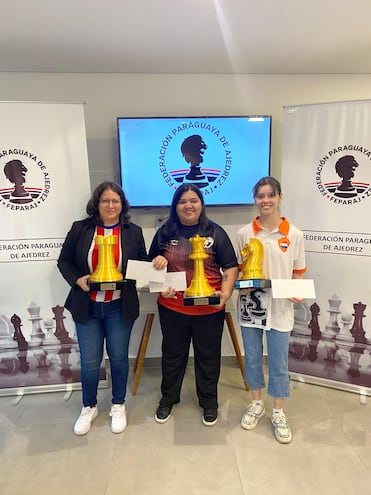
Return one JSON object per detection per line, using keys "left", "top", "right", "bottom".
{"left": 152, "top": 255, "right": 168, "bottom": 270}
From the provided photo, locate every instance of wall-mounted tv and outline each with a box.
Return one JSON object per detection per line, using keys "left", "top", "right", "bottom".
{"left": 117, "top": 115, "right": 271, "bottom": 208}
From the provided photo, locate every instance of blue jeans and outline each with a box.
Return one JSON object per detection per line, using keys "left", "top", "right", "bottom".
{"left": 241, "top": 326, "right": 291, "bottom": 398}
{"left": 75, "top": 299, "right": 133, "bottom": 407}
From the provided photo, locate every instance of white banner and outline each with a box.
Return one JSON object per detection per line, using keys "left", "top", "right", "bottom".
{"left": 282, "top": 100, "right": 371, "bottom": 395}
{"left": 0, "top": 101, "right": 96, "bottom": 395}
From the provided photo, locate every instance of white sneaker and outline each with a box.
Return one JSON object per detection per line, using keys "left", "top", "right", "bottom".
{"left": 241, "top": 402, "right": 265, "bottom": 430}
{"left": 271, "top": 411, "right": 292, "bottom": 444}
{"left": 109, "top": 404, "right": 127, "bottom": 433}
{"left": 74, "top": 406, "right": 98, "bottom": 435}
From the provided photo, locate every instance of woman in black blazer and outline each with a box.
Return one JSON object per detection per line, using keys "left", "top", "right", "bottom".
{"left": 58, "top": 181, "right": 148, "bottom": 436}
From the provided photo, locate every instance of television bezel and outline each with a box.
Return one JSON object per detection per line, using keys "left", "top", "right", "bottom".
{"left": 117, "top": 115, "right": 272, "bottom": 209}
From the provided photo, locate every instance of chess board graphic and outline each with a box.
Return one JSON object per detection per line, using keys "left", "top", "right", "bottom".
{"left": 0, "top": 301, "right": 107, "bottom": 395}
{"left": 289, "top": 294, "right": 371, "bottom": 392}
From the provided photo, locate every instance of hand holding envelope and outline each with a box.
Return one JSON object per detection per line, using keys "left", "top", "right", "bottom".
{"left": 126, "top": 260, "right": 187, "bottom": 293}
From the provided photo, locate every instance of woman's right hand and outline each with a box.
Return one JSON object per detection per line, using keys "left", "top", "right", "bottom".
{"left": 161, "top": 286, "right": 177, "bottom": 299}
{"left": 76, "top": 275, "right": 90, "bottom": 292}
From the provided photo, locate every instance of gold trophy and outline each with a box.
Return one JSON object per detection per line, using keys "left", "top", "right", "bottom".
{"left": 89, "top": 235, "right": 124, "bottom": 291}
{"left": 235, "top": 238, "right": 271, "bottom": 289}
{"left": 183, "top": 234, "right": 220, "bottom": 306}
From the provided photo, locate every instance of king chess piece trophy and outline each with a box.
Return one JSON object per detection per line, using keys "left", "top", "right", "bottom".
{"left": 235, "top": 238, "right": 271, "bottom": 289}
{"left": 183, "top": 234, "right": 220, "bottom": 306}
{"left": 89, "top": 234, "right": 124, "bottom": 291}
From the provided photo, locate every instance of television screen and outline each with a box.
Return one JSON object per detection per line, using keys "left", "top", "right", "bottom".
{"left": 117, "top": 115, "right": 271, "bottom": 208}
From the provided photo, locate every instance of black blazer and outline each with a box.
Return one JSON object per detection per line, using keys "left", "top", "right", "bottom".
{"left": 57, "top": 217, "right": 148, "bottom": 325}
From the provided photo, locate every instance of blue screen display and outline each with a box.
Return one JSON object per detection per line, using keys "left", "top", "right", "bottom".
{"left": 117, "top": 115, "right": 271, "bottom": 207}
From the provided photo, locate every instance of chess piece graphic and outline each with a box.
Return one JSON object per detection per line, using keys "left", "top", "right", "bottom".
{"left": 235, "top": 238, "right": 271, "bottom": 289}
{"left": 3, "top": 159, "right": 33, "bottom": 203}
{"left": 334, "top": 155, "right": 359, "bottom": 198}
{"left": 27, "top": 301, "right": 45, "bottom": 346}
{"left": 0, "top": 314, "right": 18, "bottom": 350}
{"left": 322, "top": 294, "right": 341, "bottom": 339}
{"left": 43, "top": 318, "right": 59, "bottom": 345}
{"left": 350, "top": 301, "right": 367, "bottom": 344}
{"left": 347, "top": 345, "right": 365, "bottom": 378}
{"left": 11, "top": 314, "right": 29, "bottom": 351}
{"left": 184, "top": 234, "right": 220, "bottom": 306}
{"left": 181, "top": 134, "right": 207, "bottom": 181}
{"left": 52, "top": 305, "right": 73, "bottom": 344}
{"left": 336, "top": 313, "right": 353, "bottom": 342}
{"left": 89, "top": 234, "right": 124, "bottom": 291}
{"left": 308, "top": 302, "right": 321, "bottom": 340}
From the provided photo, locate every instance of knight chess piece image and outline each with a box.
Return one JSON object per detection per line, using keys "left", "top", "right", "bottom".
{"left": 184, "top": 234, "right": 220, "bottom": 306}
{"left": 235, "top": 237, "right": 271, "bottom": 289}
{"left": 89, "top": 234, "right": 124, "bottom": 291}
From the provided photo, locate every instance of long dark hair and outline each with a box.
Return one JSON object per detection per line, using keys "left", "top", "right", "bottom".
{"left": 160, "top": 183, "right": 213, "bottom": 240}
{"left": 86, "top": 181, "right": 131, "bottom": 225}
{"left": 252, "top": 176, "right": 282, "bottom": 198}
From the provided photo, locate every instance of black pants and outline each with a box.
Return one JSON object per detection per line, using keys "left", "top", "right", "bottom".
{"left": 157, "top": 303, "right": 225, "bottom": 410}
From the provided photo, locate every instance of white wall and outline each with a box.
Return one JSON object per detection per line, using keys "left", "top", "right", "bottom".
{"left": 2, "top": 72, "right": 371, "bottom": 357}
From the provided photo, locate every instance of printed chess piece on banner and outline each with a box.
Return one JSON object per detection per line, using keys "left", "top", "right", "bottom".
{"left": 58, "top": 344, "right": 73, "bottom": 379}
{"left": 308, "top": 302, "right": 321, "bottom": 340}
{"left": 0, "top": 314, "right": 18, "bottom": 350}
{"left": 307, "top": 339, "right": 319, "bottom": 362}
{"left": 347, "top": 345, "right": 365, "bottom": 378}
{"left": 17, "top": 351, "right": 30, "bottom": 373}
{"left": 27, "top": 302, "right": 45, "bottom": 347}
{"left": 42, "top": 318, "right": 60, "bottom": 345}
{"left": 11, "top": 314, "right": 29, "bottom": 351}
{"left": 3, "top": 159, "right": 33, "bottom": 204}
{"left": 336, "top": 313, "right": 354, "bottom": 343}
{"left": 322, "top": 294, "right": 341, "bottom": 339}
{"left": 52, "top": 305, "right": 73, "bottom": 344}
{"left": 350, "top": 302, "right": 368, "bottom": 344}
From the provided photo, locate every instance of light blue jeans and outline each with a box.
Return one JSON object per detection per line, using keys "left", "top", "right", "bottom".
{"left": 75, "top": 299, "right": 133, "bottom": 407}
{"left": 240, "top": 326, "right": 291, "bottom": 398}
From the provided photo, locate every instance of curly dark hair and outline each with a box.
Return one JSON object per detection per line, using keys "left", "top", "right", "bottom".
{"left": 86, "top": 181, "right": 131, "bottom": 225}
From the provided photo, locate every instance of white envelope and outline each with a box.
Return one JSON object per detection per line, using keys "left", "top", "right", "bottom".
{"left": 126, "top": 259, "right": 166, "bottom": 283}
{"left": 149, "top": 271, "right": 187, "bottom": 293}
{"left": 271, "top": 279, "right": 316, "bottom": 299}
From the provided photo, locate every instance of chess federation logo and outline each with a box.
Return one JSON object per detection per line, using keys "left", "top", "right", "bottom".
{"left": 0, "top": 148, "right": 51, "bottom": 211}
{"left": 158, "top": 121, "right": 232, "bottom": 198}
{"left": 315, "top": 147, "right": 371, "bottom": 205}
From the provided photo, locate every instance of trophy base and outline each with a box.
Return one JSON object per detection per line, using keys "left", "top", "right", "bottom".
{"left": 183, "top": 295, "right": 220, "bottom": 306}
{"left": 235, "top": 279, "right": 271, "bottom": 289}
{"left": 89, "top": 280, "right": 126, "bottom": 292}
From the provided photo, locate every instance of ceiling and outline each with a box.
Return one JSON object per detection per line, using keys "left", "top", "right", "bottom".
{"left": 2, "top": 0, "right": 371, "bottom": 75}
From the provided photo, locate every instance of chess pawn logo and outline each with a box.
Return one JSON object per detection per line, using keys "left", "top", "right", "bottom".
{"left": 90, "top": 235, "right": 123, "bottom": 283}
{"left": 184, "top": 234, "right": 215, "bottom": 298}
{"left": 241, "top": 238, "right": 265, "bottom": 279}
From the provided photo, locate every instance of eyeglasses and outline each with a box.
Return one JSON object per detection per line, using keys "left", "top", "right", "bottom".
{"left": 100, "top": 199, "right": 121, "bottom": 205}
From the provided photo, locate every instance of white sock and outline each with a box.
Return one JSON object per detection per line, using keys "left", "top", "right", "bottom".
{"left": 253, "top": 399, "right": 263, "bottom": 409}
{"left": 272, "top": 408, "right": 283, "bottom": 415}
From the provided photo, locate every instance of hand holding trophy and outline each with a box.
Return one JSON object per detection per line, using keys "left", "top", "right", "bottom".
{"left": 183, "top": 234, "right": 220, "bottom": 306}
{"left": 89, "top": 234, "right": 124, "bottom": 291}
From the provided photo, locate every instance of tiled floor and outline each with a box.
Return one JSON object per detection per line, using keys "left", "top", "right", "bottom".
{"left": 0, "top": 359, "right": 370, "bottom": 495}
